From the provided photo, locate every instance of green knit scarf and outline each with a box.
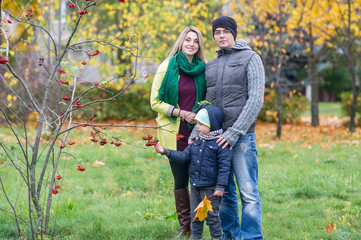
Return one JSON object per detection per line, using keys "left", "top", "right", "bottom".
{"left": 158, "top": 52, "right": 206, "bottom": 121}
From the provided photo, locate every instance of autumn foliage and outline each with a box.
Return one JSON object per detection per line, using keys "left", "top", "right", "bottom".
{"left": 193, "top": 194, "right": 214, "bottom": 222}
{"left": 326, "top": 222, "right": 335, "bottom": 233}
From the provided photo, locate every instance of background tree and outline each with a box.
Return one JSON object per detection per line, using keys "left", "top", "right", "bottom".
{"left": 290, "top": 0, "right": 333, "bottom": 127}
{"left": 325, "top": 0, "right": 361, "bottom": 132}
{"left": 233, "top": 0, "right": 301, "bottom": 139}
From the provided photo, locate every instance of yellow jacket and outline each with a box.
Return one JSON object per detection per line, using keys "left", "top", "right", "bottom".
{"left": 150, "top": 59, "right": 180, "bottom": 150}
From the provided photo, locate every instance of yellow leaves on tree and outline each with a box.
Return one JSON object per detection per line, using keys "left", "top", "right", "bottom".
{"left": 193, "top": 194, "right": 213, "bottom": 222}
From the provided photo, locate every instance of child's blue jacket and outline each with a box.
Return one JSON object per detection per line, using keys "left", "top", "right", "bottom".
{"left": 164, "top": 138, "right": 231, "bottom": 192}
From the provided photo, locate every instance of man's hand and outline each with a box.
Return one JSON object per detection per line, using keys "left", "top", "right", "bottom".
{"left": 213, "top": 190, "right": 223, "bottom": 197}
{"left": 216, "top": 137, "right": 233, "bottom": 150}
{"left": 154, "top": 143, "right": 164, "bottom": 154}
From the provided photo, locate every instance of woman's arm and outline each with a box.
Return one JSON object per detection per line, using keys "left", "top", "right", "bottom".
{"left": 150, "top": 60, "right": 174, "bottom": 116}
{"left": 150, "top": 60, "right": 197, "bottom": 122}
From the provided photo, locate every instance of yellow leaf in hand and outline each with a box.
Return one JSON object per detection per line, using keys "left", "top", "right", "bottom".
{"left": 193, "top": 194, "right": 213, "bottom": 222}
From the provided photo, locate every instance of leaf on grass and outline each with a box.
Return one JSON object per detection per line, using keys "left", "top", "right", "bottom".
{"left": 320, "top": 143, "right": 330, "bottom": 150}
{"left": 193, "top": 194, "right": 213, "bottom": 222}
{"left": 326, "top": 222, "right": 335, "bottom": 233}
{"left": 92, "top": 160, "right": 105, "bottom": 167}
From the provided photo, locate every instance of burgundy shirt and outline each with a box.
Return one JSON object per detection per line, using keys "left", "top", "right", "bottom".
{"left": 177, "top": 69, "right": 196, "bottom": 151}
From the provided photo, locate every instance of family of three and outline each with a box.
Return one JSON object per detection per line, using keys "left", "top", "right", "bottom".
{"left": 150, "top": 16, "right": 265, "bottom": 240}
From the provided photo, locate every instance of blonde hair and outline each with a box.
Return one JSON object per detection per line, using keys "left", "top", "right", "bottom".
{"left": 165, "top": 26, "right": 207, "bottom": 63}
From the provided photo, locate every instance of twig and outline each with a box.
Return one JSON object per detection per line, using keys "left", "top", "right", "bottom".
{"left": 0, "top": 177, "right": 23, "bottom": 237}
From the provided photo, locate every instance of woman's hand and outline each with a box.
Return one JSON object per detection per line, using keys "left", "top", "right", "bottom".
{"left": 183, "top": 110, "right": 196, "bottom": 124}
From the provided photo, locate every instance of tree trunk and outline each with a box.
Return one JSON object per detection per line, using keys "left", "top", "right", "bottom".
{"left": 310, "top": 58, "right": 319, "bottom": 126}
{"left": 309, "top": 24, "right": 319, "bottom": 127}
{"left": 345, "top": 0, "right": 359, "bottom": 133}
{"left": 347, "top": 56, "right": 358, "bottom": 133}
{"left": 30, "top": 112, "right": 47, "bottom": 235}
{"left": 275, "top": 80, "right": 282, "bottom": 139}
{"left": 349, "top": 64, "right": 359, "bottom": 133}
{"left": 349, "top": 91, "right": 358, "bottom": 132}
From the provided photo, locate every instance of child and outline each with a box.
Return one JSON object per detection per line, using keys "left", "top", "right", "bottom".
{"left": 155, "top": 106, "right": 232, "bottom": 240}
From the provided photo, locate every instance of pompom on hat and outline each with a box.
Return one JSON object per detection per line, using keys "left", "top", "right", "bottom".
{"left": 212, "top": 16, "right": 237, "bottom": 40}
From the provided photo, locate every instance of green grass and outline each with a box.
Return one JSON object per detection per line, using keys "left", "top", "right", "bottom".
{"left": 1, "top": 125, "right": 360, "bottom": 239}
{"left": 259, "top": 143, "right": 361, "bottom": 239}
{"left": 303, "top": 101, "right": 344, "bottom": 117}
{"left": 319, "top": 102, "right": 344, "bottom": 116}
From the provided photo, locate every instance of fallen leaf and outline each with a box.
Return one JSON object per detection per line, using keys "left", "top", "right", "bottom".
{"left": 0, "top": 159, "right": 6, "bottom": 166}
{"left": 320, "top": 143, "right": 330, "bottom": 150}
{"left": 326, "top": 222, "right": 335, "bottom": 233}
{"left": 92, "top": 160, "right": 105, "bottom": 167}
{"left": 259, "top": 143, "right": 274, "bottom": 149}
{"left": 193, "top": 194, "right": 213, "bottom": 222}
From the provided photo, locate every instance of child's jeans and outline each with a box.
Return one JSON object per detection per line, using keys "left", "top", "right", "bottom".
{"left": 190, "top": 186, "right": 222, "bottom": 239}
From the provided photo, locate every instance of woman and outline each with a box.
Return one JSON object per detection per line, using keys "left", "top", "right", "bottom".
{"left": 150, "top": 26, "right": 207, "bottom": 237}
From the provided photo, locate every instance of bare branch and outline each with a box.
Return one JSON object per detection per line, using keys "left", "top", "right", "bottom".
{"left": 6, "top": 64, "right": 41, "bottom": 112}
{"left": 69, "top": 40, "right": 136, "bottom": 56}
{"left": 0, "top": 98, "right": 25, "bottom": 124}
{"left": 10, "top": 15, "right": 58, "bottom": 58}
{"left": 0, "top": 26, "right": 10, "bottom": 57}
{"left": 0, "top": 177, "right": 23, "bottom": 237}
{"left": 0, "top": 75, "right": 34, "bottom": 112}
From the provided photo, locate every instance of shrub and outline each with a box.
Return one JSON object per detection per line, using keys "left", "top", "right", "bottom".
{"left": 75, "top": 81, "right": 156, "bottom": 122}
{"left": 340, "top": 91, "right": 361, "bottom": 126}
{"left": 258, "top": 88, "right": 308, "bottom": 123}
{"left": 319, "top": 66, "right": 352, "bottom": 96}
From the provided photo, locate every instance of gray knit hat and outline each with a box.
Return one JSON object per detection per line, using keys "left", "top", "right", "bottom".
{"left": 212, "top": 16, "right": 237, "bottom": 40}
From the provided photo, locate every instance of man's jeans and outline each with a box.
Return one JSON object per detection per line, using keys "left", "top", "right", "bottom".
{"left": 219, "top": 133, "right": 263, "bottom": 240}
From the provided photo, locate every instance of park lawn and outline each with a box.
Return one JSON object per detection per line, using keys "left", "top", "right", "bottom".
{"left": 0, "top": 122, "right": 360, "bottom": 239}
{"left": 303, "top": 101, "right": 344, "bottom": 117}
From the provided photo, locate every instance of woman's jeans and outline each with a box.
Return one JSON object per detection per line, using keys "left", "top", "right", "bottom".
{"left": 219, "top": 133, "right": 263, "bottom": 240}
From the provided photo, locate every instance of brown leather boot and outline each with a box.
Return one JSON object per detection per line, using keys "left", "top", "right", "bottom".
{"left": 174, "top": 188, "right": 191, "bottom": 238}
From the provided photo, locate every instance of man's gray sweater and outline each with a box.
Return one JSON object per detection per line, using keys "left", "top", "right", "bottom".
{"left": 205, "top": 40, "right": 265, "bottom": 146}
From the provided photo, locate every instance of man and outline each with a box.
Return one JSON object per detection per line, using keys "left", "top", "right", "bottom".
{"left": 205, "top": 16, "right": 265, "bottom": 240}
